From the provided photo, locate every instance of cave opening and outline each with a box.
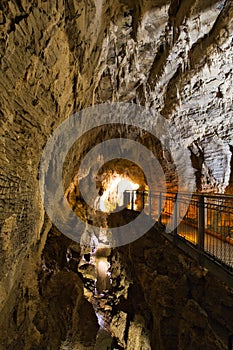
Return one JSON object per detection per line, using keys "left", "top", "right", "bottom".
{"left": 98, "top": 173, "right": 140, "bottom": 213}
{"left": 95, "top": 159, "right": 148, "bottom": 214}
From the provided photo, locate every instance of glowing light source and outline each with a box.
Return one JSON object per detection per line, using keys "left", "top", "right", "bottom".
{"left": 97, "top": 258, "right": 109, "bottom": 276}
{"left": 99, "top": 175, "right": 139, "bottom": 212}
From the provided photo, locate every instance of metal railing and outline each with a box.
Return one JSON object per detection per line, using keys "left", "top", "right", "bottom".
{"left": 124, "top": 190, "right": 233, "bottom": 272}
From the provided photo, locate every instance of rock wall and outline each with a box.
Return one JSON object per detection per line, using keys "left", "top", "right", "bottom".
{"left": 0, "top": 0, "right": 233, "bottom": 348}
{"left": 114, "top": 223, "right": 233, "bottom": 350}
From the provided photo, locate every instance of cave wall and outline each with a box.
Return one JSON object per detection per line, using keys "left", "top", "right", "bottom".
{"left": 113, "top": 222, "right": 233, "bottom": 350}
{"left": 0, "top": 0, "right": 233, "bottom": 348}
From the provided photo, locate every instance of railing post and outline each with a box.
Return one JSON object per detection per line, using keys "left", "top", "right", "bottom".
{"left": 131, "top": 191, "right": 134, "bottom": 210}
{"left": 173, "top": 195, "right": 178, "bottom": 236}
{"left": 198, "top": 195, "right": 205, "bottom": 251}
{"left": 142, "top": 191, "right": 145, "bottom": 209}
{"left": 123, "top": 191, "right": 127, "bottom": 207}
{"left": 149, "top": 191, "right": 152, "bottom": 216}
{"left": 158, "top": 192, "right": 162, "bottom": 225}
{"left": 123, "top": 191, "right": 130, "bottom": 208}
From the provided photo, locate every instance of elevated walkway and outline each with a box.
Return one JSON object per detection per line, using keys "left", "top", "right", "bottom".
{"left": 124, "top": 191, "right": 233, "bottom": 286}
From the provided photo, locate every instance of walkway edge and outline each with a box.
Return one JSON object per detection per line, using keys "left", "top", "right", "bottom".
{"left": 160, "top": 227, "right": 233, "bottom": 289}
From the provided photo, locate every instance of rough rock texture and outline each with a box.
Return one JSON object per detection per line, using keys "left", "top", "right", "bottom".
{"left": 0, "top": 0, "right": 233, "bottom": 349}
{"left": 0, "top": 225, "right": 99, "bottom": 349}
{"left": 112, "top": 219, "right": 233, "bottom": 350}
{"left": 74, "top": 209, "right": 233, "bottom": 349}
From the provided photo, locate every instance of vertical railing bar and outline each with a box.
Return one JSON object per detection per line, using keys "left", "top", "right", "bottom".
{"left": 198, "top": 195, "right": 205, "bottom": 252}
{"left": 158, "top": 192, "right": 162, "bottom": 225}
{"left": 173, "top": 194, "right": 178, "bottom": 237}
{"left": 142, "top": 191, "right": 145, "bottom": 210}
{"left": 195, "top": 199, "right": 198, "bottom": 244}
{"left": 149, "top": 191, "right": 151, "bottom": 216}
{"left": 220, "top": 206, "right": 223, "bottom": 265}
{"left": 126, "top": 190, "right": 232, "bottom": 271}
{"left": 210, "top": 201, "right": 212, "bottom": 255}
{"left": 131, "top": 191, "right": 134, "bottom": 211}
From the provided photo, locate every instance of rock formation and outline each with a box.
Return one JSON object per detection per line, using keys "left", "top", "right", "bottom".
{"left": 0, "top": 0, "right": 233, "bottom": 349}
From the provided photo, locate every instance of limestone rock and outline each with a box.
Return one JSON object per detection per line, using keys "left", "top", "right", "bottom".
{"left": 0, "top": 0, "right": 233, "bottom": 348}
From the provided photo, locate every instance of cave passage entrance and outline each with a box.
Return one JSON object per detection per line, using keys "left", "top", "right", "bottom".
{"left": 96, "top": 159, "right": 148, "bottom": 214}
{"left": 99, "top": 174, "right": 140, "bottom": 212}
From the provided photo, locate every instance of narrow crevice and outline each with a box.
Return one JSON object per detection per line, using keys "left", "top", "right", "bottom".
{"left": 188, "top": 141, "right": 204, "bottom": 191}
{"left": 72, "top": 74, "right": 78, "bottom": 112}
{"left": 14, "top": 13, "right": 28, "bottom": 25}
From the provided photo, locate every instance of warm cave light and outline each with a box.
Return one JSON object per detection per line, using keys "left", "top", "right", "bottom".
{"left": 96, "top": 257, "right": 110, "bottom": 294}
{"left": 99, "top": 175, "right": 139, "bottom": 212}
{"left": 97, "top": 258, "right": 109, "bottom": 277}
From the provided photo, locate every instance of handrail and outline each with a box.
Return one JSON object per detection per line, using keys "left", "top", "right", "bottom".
{"left": 124, "top": 190, "right": 233, "bottom": 272}
{"left": 124, "top": 189, "right": 233, "bottom": 200}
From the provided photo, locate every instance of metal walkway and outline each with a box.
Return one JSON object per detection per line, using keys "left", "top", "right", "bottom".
{"left": 124, "top": 191, "right": 233, "bottom": 273}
